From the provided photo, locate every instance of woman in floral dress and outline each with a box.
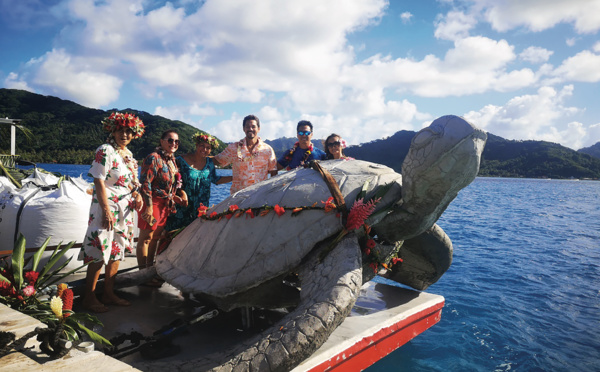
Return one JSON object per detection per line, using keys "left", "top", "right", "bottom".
{"left": 79, "top": 112, "right": 145, "bottom": 313}
{"left": 165, "top": 133, "right": 232, "bottom": 231}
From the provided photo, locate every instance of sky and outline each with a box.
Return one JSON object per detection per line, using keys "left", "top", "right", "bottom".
{"left": 1, "top": 0, "right": 599, "bottom": 150}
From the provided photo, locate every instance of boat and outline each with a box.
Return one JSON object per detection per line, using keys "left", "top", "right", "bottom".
{"left": 0, "top": 270, "right": 444, "bottom": 371}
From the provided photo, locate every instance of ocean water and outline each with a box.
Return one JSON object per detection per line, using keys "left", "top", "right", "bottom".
{"left": 36, "top": 165, "right": 600, "bottom": 371}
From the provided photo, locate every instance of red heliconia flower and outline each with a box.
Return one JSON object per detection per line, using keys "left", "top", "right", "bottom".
{"left": 61, "top": 288, "right": 74, "bottom": 317}
{"left": 24, "top": 271, "right": 40, "bottom": 285}
{"left": 245, "top": 209, "right": 255, "bottom": 219}
{"left": 197, "top": 203, "right": 208, "bottom": 217}
{"left": 392, "top": 257, "right": 404, "bottom": 265}
{"left": 274, "top": 204, "right": 285, "bottom": 217}
{"left": 346, "top": 198, "right": 378, "bottom": 232}
{"left": 209, "top": 211, "right": 218, "bottom": 219}
{"left": 229, "top": 205, "right": 239, "bottom": 213}
{"left": 366, "top": 239, "right": 376, "bottom": 249}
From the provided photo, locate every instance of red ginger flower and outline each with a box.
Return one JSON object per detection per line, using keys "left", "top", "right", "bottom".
{"left": 392, "top": 257, "right": 404, "bottom": 265}
{"left": 245, "top": 209, "right": 255, "bottom": 218}
{"left": 366, "top": 239, "right": 376, "bottom": 249}
{"left": 229, "top": 205, "right": 239, "bottom": 213}
{"left": 209, "top": 211, "right": 218, "bottom": 218}
{"left": 61, "top": 288, "right": 74, "bottom": 318}
{"left": 346, "top": 198, "right": 378, "bottom": 231}
{"left": 24, "top": 271, "right": 40, "bottom": 285}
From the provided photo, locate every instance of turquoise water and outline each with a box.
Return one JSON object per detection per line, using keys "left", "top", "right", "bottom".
{"left": 36, "top": 165, "right": 600, "bottom": 371}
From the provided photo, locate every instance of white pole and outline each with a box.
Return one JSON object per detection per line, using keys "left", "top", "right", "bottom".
{"left": 10, "top": 123, "right": 16, "bottom": 156}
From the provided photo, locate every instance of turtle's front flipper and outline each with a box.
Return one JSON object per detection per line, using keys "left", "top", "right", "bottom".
{"left": 382, "top": 223, "right": 452, "bottom": 290}
{"left": 210, "top": 234, "right": 362, "bottom": 372}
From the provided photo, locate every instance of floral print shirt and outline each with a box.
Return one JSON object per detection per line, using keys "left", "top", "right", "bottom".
{"left": 140, "top": 150, "right": 178, "bottom": 201}
{"left": 215, "top": 137, "right": 277, "bottom": 194}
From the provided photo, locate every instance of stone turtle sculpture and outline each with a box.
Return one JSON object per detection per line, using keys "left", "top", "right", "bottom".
{"left": 147, "top": 115, "right": 486, "bottom": 371}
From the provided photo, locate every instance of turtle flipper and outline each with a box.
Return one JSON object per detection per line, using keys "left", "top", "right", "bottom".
{"left": 382, "top": 223, "right": 452, "bottom": 290}
{"left": 210, "top": 234, "right": 362, "bottom": 371}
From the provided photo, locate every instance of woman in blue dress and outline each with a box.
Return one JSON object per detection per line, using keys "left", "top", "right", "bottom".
{"left": 165, "top": 132, "right": 232, "bottom": 231}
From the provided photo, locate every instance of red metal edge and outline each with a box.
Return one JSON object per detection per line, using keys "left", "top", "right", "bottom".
{"left": 307, "top": 299, "right": 445, "bottom": 372}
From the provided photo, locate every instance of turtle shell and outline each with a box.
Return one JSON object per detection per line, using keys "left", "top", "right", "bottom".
{"left": 155, "top": 159, "right": 402, "bottom": 298}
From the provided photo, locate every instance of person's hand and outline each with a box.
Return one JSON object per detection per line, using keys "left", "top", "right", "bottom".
{"left": 142, "top": 207, "right": 155, "bottom": 226}
{"left": 102, "top": 208, "right": 114, "bottom": 230}
{"left": 134, "top": 193, "right": 144, "bottom": 212}
{"left": 174, "top": 191, "right": 189, "bottom": 207}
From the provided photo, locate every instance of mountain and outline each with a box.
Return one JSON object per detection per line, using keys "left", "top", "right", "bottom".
{"left": 345, "top": 131, "right": 600, "bottom": 179}
{"left": 578, "top": 142, "right": 600, "bottom": 159}
{"left": 2, "top": 88, "right": 599, "bottom": 179}
{"left": 0, "top": 88, "right": 224, "bottom": 164}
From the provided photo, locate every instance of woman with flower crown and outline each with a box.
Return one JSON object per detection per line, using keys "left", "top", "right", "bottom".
{"left": 165, "top": 132, "right": 232, "bottom": 231}
{"left": 324, "top": 133, "right": 354, "bottom": 160}
{"left": 79, "top": 112, "right": 145, "bottom": 313}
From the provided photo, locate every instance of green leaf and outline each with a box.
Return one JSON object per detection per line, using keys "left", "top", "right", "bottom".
{"left": 68, "top": 312, "right": 104, "bottom": 327}
{"left": 31, "top": 237, "right": 51, "bottom": 272}
{"left": 0, "top": 272, "right": 10, "bottom": 283}
{"left": 43, "top": 262, "right": 87, "bottom": 287}
{"left": 38, "top": 241, "right": 75, "bottom": 281}
{"left": 12, "top": 233, "right": 26, "bottom": 290}
{"left": 356, "top": 179, "right": 370, "bottom": 201}
{"left": 74, "top": 323, "right": 112, "bottom": 346}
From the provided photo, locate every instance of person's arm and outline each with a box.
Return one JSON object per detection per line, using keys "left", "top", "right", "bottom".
{"left": 139, "top": 154, "right": 157, "bottom": 224}
{"left": 94, "top": 177, "right": 114, "bottom": 231}
{"left": 217, "top": 176, "right": 232, "bottom": 184}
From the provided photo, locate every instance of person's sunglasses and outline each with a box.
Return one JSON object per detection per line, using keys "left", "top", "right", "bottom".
{"left": 166, "top": 138, "right": 180, "bottom": 145}
{"left": 327, "top": 141, "right": 341, "bottom": 147}
{"left": 298, "top": 131, "right": 311, "bottom": 136}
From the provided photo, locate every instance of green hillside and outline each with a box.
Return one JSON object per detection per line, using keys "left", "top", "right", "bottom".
{"left": 0, "top": 88, "right": 225, "bottom": 164}
{"left": 1, "top": 89, "right": 599, "bottom": 179}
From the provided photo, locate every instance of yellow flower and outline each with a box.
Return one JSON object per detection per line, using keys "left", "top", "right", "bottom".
{"left": 50, "top": 296, "right": 63, "bottom": 320}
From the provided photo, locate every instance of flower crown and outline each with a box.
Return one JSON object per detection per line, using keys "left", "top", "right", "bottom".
{"left": 192, "top": 132, "right": 219, "bottom": 148}
{"left": 102, "top": 112, "right": 145, "bottom": 139}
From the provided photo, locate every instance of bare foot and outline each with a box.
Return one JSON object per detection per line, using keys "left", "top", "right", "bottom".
{"left": 101, "top": 295, "right": 131, "bottom": 306}
{"left": 82, "top": 297, "right": 109, "bottom": 313}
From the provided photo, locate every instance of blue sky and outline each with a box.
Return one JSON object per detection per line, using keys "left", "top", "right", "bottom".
{"left": 1, "top": 0, "right": 599, "bottom": 149}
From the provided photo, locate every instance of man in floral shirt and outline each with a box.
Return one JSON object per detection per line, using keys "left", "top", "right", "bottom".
{"left": 214, "top": 115, "right": 277, "bottom": 194}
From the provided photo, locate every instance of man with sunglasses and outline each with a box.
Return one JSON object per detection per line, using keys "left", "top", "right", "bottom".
{"left": 277, "top": 120, "right": 327, "bottom": 171}
{"left": 214, "top": 114, "right": 277, "bottom": 194}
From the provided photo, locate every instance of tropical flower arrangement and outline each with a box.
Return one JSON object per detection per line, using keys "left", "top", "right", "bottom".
{"left": 196, "top": 180, "right": 403, "bottom": 273}
{"left": 0, "top": 234, "right": 110, "bottom": 347}
{"left": 102, "top": 112, "right": 145, "bottom": 139}
{"left": 192, "top": 132, "right": 219, "bottom": 149}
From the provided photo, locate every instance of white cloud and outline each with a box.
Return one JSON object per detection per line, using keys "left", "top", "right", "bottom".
{"left": 463, "top": 85, "right": 590, "bottom": 148}
{"left": 594, "top": 41, "right": 600, "bottom": 52}
{"left": 481, "top": 0, "right": 600, "bottom": 33}
{"left": 400, "top": 12, "right": 413, "bottom": 24}
{"left": 551, "top": 50, "right": 600, "bottom": 83}
{"left": 3, "top": 72, "right": 32, "bottom": 91}
{"left": 519, "top": 46, "right": 553, "bottom": 64}
{"left": 434, "top": 11, "right": 477, "bottom": 41}
{"left": 31, "top": 49, "right": 122, "bottom": 108}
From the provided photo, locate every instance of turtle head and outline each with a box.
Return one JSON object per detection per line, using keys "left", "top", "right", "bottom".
{"left": 374, "top": 115, "right": 487, "bottom": 242}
